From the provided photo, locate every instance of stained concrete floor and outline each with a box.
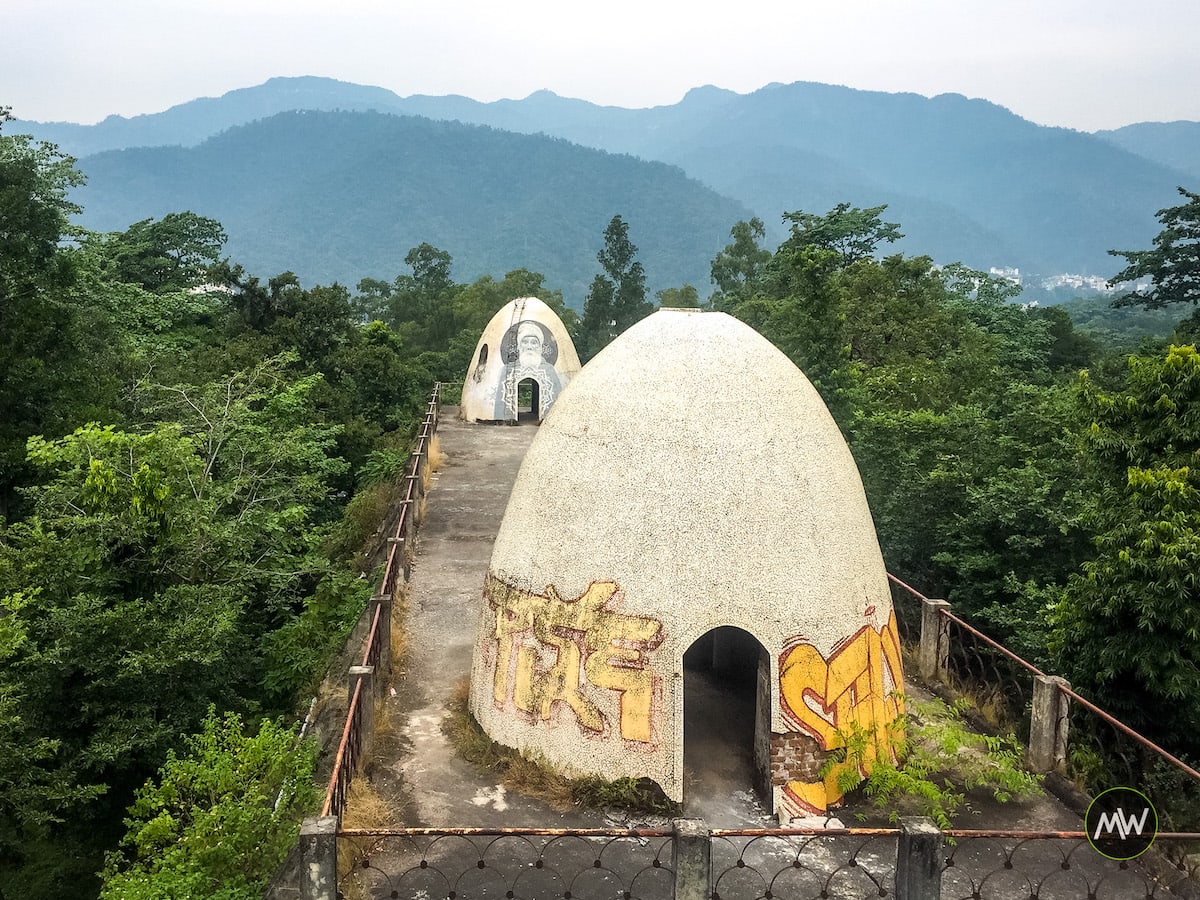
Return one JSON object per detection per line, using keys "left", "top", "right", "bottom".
{"left": 682, "top": 667, "right": 774, "bottom": 828}
{"left": 369, "top": 410, "right": 773, "bottom": 830}
{"left": 375, "top": 413, "right": 593, "bottom": 828}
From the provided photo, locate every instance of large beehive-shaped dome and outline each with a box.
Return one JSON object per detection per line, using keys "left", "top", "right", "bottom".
{"left": 461, "top": 297, "right": 582, "bottom": 423}
{"left": 469, "top": 309, "right": 903, "bottom": 818}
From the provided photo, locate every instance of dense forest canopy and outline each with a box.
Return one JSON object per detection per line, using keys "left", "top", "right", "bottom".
{"left": 3, "top": 107, "right": 1200, "bottom": 898}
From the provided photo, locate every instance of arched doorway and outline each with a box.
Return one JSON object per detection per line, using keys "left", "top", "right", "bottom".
{"left": 683, "top": 627, "right": 770, "bottom": 820}
{"left": 516, "top": 378, "right": 540, "bottom": 423}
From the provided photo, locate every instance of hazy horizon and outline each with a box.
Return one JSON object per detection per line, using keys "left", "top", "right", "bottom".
{"left": 6, "top": 0, "right": 1200, "bottom": 132}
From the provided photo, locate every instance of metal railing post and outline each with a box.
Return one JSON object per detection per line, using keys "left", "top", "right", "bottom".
{"left": 919, "top": 598, "right": 951, "bottom": 682}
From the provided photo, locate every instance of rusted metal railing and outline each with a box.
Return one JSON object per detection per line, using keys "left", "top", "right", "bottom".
{"left": 379, "top": 386, "right": 441, "bottom": 597}
{"left": 889, "top": 571, "right": 1200, "bottom": 836}
{"left": 320, "top": 677, "right": 365, "bottom": 819}
{"left": 321, "top": 824, "right": 1200, "bottom": 900}
{"left": 336, "top": 827, "right": 676, "bottom": 900}
{"left": 318, "top": 382, "right": 442, "bottom": 822}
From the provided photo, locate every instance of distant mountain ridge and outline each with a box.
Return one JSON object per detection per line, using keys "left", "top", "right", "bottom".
{"left": 15, "top": 76, "right": 1200, "bottom": 292}
{"left": 71, "top": 110, "right": 750, "bottom": 300}
{"left": 1094, "top": 121, "right": 1200, "bottom": 183}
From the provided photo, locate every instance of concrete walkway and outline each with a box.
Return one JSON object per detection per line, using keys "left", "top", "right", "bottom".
{"left": 338, "top": 410, "right": 1190, "bottom": 900}
{"left": 376, "top": 412, "right": 607, "bottom": 828}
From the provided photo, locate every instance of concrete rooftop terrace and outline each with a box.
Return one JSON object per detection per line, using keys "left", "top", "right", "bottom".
{"left": 362, "top": 410, "right": 1084, "bottom": 835}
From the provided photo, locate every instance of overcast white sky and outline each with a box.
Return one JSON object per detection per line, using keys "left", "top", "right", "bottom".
{"left": 6, "top": 0, "right": 1199, "bottom": 131}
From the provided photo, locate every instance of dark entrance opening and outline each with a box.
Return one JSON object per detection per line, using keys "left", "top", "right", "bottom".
{"left": 516, "top": 378, "right": 540, "bottom": 423}
{"left": 683, "top": 627, "right": 770, "bottom": 822}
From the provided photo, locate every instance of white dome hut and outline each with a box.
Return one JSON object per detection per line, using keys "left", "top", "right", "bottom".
{"left": 468, "top": 308, "right": 904, "bottom": 820}
{"left": 460, "top": 297, "right": 582, "bottom": 423}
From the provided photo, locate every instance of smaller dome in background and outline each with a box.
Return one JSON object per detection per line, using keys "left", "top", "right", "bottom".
{"left": 469, "top": 308, "right": 904, "bottom": 820}
{"left": 461, "top": 297, "right": 581, "bottom": 423}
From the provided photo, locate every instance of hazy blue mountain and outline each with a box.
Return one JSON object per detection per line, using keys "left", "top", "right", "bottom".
{"left": 13, "top": 77, "right": 413, "bottom": 156}
{"left": 71, "top": 111, "right": 750, "bottom": 303}
{"left": 428, "top": 81, "right": 1188, "bottom": 275}
{"left": 22, "top": 75, "right": 1198, "bottom": 282}
{"left": 1094, "top": 121, "right": 1200, "bottom": 184}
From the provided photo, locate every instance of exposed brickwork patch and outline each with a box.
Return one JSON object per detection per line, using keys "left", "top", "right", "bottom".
{"left": 769, "top": 731, "right": 831, "bottom": 786}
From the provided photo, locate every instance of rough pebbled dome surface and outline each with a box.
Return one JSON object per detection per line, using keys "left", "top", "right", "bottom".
{"left": 472, "top": 308, "right": 898, "bottom": 804}
{"left": 489, "top": 308, "right": 891, "bottom": 656}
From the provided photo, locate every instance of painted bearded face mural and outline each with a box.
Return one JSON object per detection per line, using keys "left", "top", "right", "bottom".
{"left": 494, "top": 319, "right": 562, "bottom": 420}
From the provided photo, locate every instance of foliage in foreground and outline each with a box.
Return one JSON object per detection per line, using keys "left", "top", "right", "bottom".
{"left": 1051, "top": 345, "right": 1200, "bottom": 754}
{"left": 99, "top": 710, "right": 317, "bottom": 900}
{"left": 828, "top": 698, "right": 1042, "bottom": 831}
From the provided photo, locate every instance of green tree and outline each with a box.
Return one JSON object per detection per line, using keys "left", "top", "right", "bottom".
{"left": 578, "top": 274, "right": 614, "bottom": 360}
{"left": 389, "top": 242, "right": 459, "bottom": 350}
{"left": 720, "top": 204, "right": 904, "bottom": 419}
{"left": 1109, "top": 187, "right": 1200, "bottom": 310}
{"left": 99, "top": 710, "right": 317, "bottom": 900}
{"left": 0, "top": 356, "right": 349, "bottom": 897}
{"left": 780, "top": 202, "right": 903, "bottom": 266}
{"left": 0, "top": 110, "right": 101, "bottom": 518}
{"left": 1051, "top": 345, "right": 1200, "bottom": 750}
{"left": 266, "top": 276, "right": 359, "bottom": 369}
{"left": 709, "top": 217, "right": 771, "bottom": 310}
{"left": 723, "top": 205, "right": 1093, "bottom": 653}
{"left": 101, "top": 212, "right": 227, "bottom": 293}
{"left": 655, "top": 284, "right": 700, "bottom": 308}
{"left": 748, "top": 240, "right": 853, "bottom": 421}
{"left": 579, "top": 215, "right": 653, "bottom": 358}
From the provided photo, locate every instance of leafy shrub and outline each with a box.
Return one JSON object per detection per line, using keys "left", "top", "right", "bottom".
{"left": 99, "top": 709, "right": 317, "bottom": 900}
{"left": 262, "top": 569, "right": 373, "bottom": 704}
{"left": 827, "top": 697, "right": 1042, "bottom": 830}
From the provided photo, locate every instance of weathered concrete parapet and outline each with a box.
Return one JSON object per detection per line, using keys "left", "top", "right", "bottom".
{"left": 895, "top": 816, "right": 943, "bottom": 900}
{"left": 1027, "top": 674, "right": 1071, "bottom": 773}
{"left": 919, "top": 598, "right": 951, "bottom": 682}
{"left": 298, "top": 816, "right": 338, "bottom": 900}
{"left": 672, "top": 818, "right": 711, "bottom": 900}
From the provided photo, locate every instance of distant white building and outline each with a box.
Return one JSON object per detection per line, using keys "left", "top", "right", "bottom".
{"left": 989, "top": 266, "right": 1022, "bottom": 284}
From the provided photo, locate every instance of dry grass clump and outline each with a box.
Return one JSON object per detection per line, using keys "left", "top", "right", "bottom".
{"left": 428, "top": 432, "right": 447, "bottom": 474}
{"left": 337, "top": 779, "right": 392, "bottom": 900}
{"left": 389, "top": 587, "right": 410, "bottom": 672}
{"left": 340, "top": 776, "right": 394, "bottom": 830}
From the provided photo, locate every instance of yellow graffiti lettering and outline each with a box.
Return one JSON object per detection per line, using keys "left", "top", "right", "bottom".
{"left": 778, "top": 611, "right": 904, "bottom": 813}
{"left": 485, "top": 575, "right": 663, "bottom": 743}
